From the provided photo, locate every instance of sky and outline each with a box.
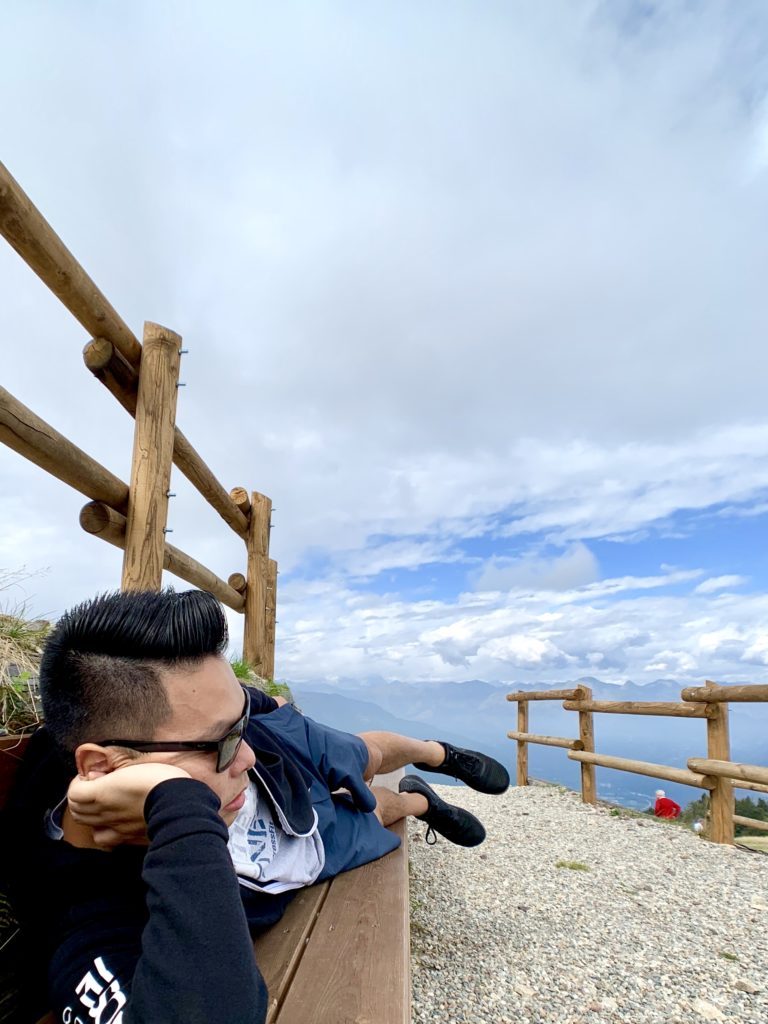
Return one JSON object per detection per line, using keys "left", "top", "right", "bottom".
{"left": 2, "top": 0, "right": 768, "bottom": 687}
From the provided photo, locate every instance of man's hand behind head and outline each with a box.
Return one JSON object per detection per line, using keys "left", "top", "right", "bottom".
{"left": 67, "top": 763, "right": 191, "bottom": 850}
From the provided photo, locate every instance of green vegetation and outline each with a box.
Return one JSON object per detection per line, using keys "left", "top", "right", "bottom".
{"left": 230, "top": 656, "right": 295, "bottom": 704}
{"left": 736, "top": 836, "right": 768, "bottom": 853}
{"left": 682, "top": 793, "right": 768, "bottom": 836}
{"left": 555, "top": 860, "right": 590, "bottom": 871}
{"left": 0, "top": 578, "right": 50, "bottom": 734}
{"left": 718, "top": 951, "right": 739, "bottom": 962}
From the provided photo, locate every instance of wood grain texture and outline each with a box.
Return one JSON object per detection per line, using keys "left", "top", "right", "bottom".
{"left": 577, "top": 685, "right": 597, "bottom": 805}
{"left": 704, "top": 681, "right": 734, "bottom": 845}
{"left": 569, "top": 750, "right": 714, "bottom": 789}
{"left": 508, "top": 731, "right": 583, "bottom": 750}
{"left": 230, "top": 487, "right": 252, "bottom": 515}
{"left": 122, "top": 323, "right": 181, "bottom": 591}
{"left": 681, "top": 683, "right": 768, "bottom": 703}
{"left": 244, "top": 492, "right": 272, "bottom": 675}
{"left": 733, "top": 814, "right": 768, "bottom": 833}
{"left": 228, "top": 572, "right": 247, "bottom": 594}
{"left": 275, "top": 817, "right": 410, "bottom": 1024}
{"left": 81, "top": 502, "right": 245, "bottom": 611}
{"left": 251, "top": 771, "right": 409, "bottom": 1024}
{"left": 2, "top": 161, "right": 249, "bottom": 540}
{"left": 562, "top": 699, "right": 712, "bottom": 718}
{"left": 0, "top": 384, "right": 129, "bottom": 513}
{"left": 265, "top": 559, "right": 278, "bottom": 680}
{"left": 253, "top": 883, "right": 331, "bottom": 1023}
{"left": 507, "top": 688, "right": 581, "bottom": 702}
{"left": 83, "top": 337, "right": 139, "bottom": 416}
{"left": 0, "top": 160, "right": 142, "bottom": 367}
{"left": 516, "top": 700, "right": 529, "bottom": 786}
{"left": 688, "top": 758, "right": 768, "bottom": 787}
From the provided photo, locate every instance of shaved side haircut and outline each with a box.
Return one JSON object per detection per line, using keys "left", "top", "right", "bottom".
{"left": 40, "top": 588, "right": 228, "bottom": 756}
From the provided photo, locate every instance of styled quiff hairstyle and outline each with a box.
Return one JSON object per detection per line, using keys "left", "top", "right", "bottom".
{"left": 40, "top": 588, "right": 228, "bottom": 755}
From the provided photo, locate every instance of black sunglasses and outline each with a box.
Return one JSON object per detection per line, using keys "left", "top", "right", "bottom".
{"left": 98, "top": 686, "right": 251, "bottom": 774}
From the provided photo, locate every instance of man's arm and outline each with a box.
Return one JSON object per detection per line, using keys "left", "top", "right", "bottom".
{"left": 49, "top": 778, "right": 268, "bottom": 1024}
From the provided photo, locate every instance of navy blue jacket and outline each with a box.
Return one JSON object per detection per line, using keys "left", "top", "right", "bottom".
{"left": 2, "top": 690, "right": 320, "bottom": 1024}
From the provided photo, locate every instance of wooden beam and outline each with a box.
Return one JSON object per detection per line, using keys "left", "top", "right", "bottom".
{"left": 577, "top": 684, "right": 596, "bottom": 805}
{"left": 83, "top": 338, "right": 139, "bottom": 416}
{"left": 121, "top": 322, "right": 181, "bottom": 591}
{"left": 681, "top": 683, "right": 768, "bottom": 703}
{"left": 230, "top": 487, "right": 252, "bottom": 516}
{"left": 228, "top": 572, "right": 247, "bottom": 594}
{"left": 569, "top": 750, "right": 715, "bottom": 789}
{"left": 243, "top": 492, "right": 272, "bottom": 675}
{"left": 688, "top": 758, "right": 768, "bottom": 788}
{"left": 507, "top": 731, "right": 583, "bottom": 750}
{"left": 733, "top": 815, "right": 768, "bottom": 833}
{"left": 0, "top": 161, "right": 143, "bottom": 367}
{"left": 1, "top": 162, "right": 250, "bottom": 541}
{"left": 0, "top": 383, "right": 129, "bottom": 513}
{"left": 264, "top": 558, "right": 278, "bottom": 681}
{"left": 731, "top": 779, "right": 768, "bottom": 795}
{"left": 84, "top": 341, "right": 251, "bottom": 542}
{"left": 172, "top": 429, "right": 250, "bottom": 539}
{"left": 704, "top": 681, "right": 734, "bottom": 845}
{"left": 516, "top": 700, "right": 528, "bottom": 786}
{"left": 563, "top": 699, "right": 712, "bottom": 718}
{"left": 80, "top": 502, "right": 245, "bottom": 612}
{"left": 507, "top": 688, "right": 582, "bottom": 702}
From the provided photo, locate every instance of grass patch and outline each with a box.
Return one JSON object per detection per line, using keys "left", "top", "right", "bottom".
{"left": 735, "top": 836, "right": 768, "bottom": 853}
{"left": 555, "top": 860, "right": 590, "bottom": 871}
{"left": 0, "top": 604, "right": 50, "bottom": 735}
{"left": 718, "top": 951, "right": 739, "bottom": 962}
{"left": 230, "top": 657, "right": 295, "bottom": 703}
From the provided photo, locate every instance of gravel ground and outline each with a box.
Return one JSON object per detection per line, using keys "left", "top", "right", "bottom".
{"left": 408, "top": 783, "right": 768, "bottom": 1024}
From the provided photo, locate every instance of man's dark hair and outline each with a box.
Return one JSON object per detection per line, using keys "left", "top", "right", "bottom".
{"left": 40, "top": 588, "right": 228, "bottom": 755}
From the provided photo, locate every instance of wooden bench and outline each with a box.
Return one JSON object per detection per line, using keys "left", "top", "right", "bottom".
{"left": 0, "top": 737, "right": 411, "bottom": 1024}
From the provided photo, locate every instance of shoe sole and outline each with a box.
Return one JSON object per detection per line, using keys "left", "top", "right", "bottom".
{"left": 399, "top": 774, "right": 486, "bottom": 847}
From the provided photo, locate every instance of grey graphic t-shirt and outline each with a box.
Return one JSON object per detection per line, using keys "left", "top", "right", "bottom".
{"left": 227, "top": 781, "right": 325, "bottom": 894}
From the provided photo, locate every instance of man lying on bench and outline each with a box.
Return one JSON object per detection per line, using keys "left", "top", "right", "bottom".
{"left": 5, "top": 588, "right": 509, "bottom": 1024}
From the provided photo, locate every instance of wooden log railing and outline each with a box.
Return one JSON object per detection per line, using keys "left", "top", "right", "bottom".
{"left": 508, "top": 681, "right": 768, "bottom": 845}
{"left": 0, "top": 160, "right": 276, "bottom": 674}
{"left": 0, "top": 160, "right": 249, "bottom": 542}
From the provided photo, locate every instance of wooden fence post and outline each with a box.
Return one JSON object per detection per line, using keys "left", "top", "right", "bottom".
{"left": 577, "top": 685, "right": 596, "bottom": 804}
{"left": 121, "top": 322, "right": 181, "bottom": 591}
{"left": 516, "top": 700, "right": 529, "bottom": 786}
{"left": 705, "top": 680, "right": 734, "bottom": 845}
{"left": 264, "top": 559, "right": 278, "bottom": 682}
{"left": 243, "top": 491, "right": 272, "bottom": 676}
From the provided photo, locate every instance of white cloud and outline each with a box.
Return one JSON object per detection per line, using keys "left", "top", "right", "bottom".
{"left": 1, "top": 1, "right": 768, "bottom": 687}
{"left": 269, "top": 574, "right": 768, "bottom": 685}
{"left": 472, "top": 543, "right": 599, "bottom": 592}
{"left": 694, "top": 575, "right": 748, "bottom": 594}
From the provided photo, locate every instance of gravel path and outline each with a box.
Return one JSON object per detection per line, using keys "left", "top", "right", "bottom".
{"left": 408, "top": 783, "right": 768, "bottom": 1024}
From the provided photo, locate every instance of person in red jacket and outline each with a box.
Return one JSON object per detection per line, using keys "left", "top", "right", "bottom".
{"left": 654, "top": 789, "right": 681, "bottom": 819}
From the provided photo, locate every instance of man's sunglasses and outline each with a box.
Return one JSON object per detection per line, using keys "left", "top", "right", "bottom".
{"left": 98, "top": 686, "right": 251, "bottom": 774}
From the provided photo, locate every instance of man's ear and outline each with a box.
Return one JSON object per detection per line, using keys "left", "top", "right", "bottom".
{"left": 75, "top": 744, "right": 121, "bottom": 780}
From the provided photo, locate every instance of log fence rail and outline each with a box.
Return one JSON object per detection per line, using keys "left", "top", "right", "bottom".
{"left": 507, "top": 681, "right": 768, "bottom": 845}
{"left": 0, "top": 160, "right": 275, "bottom": 674}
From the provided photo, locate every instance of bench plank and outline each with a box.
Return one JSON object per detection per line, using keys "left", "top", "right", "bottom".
{"left": 274, "top": 816, "right": 410, "bottom": 1024}
{"left": 253, "top": 881, "right": 331, "bottom": 1023}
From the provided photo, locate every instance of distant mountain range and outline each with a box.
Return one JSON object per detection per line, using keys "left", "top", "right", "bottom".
{"left": 290, "top": 677, "right": 768, "bottom": 811}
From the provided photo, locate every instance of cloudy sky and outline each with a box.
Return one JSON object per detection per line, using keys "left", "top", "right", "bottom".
{"left": 2, "top": 0, "right": 768, "bottom": 687}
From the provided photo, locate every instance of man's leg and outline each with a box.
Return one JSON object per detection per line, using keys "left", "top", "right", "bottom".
{"left": 371, "top": 786, "right": 427, "bottom": 827}
{"left": 357, "top": 732, "right": 446, "bottom": 780}
{"left": 358, "top": 731, "right": 509, "bottom": 795}
{"left": 371, "top": 781, "right": 486, "bottom": 847}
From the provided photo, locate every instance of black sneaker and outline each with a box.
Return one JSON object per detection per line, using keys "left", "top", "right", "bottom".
{"left": 413, "top": 742, "right": 510, "bottom": 795}
{"left": 399, "top": 774, "right": 486, "bottom": 847}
